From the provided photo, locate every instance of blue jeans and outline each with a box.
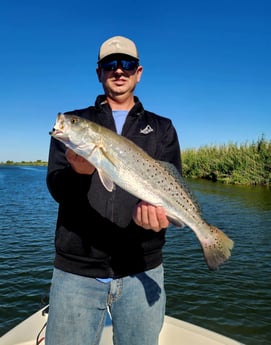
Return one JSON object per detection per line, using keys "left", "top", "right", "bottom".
{"left": 45, "top": 265, "right": 166, "bottom": 345}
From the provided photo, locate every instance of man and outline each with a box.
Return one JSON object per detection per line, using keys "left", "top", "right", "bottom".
{"left": 46, "top": 35, "right": 182, "bottom": 345}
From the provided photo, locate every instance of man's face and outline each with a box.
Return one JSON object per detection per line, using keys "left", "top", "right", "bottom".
{"left": 96, "top": 55, "right": 143, "bottom": 99}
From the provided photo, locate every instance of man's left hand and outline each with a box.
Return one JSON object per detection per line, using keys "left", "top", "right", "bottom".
{"left": 132, "top": 201, "right": 169, "bottom": 232}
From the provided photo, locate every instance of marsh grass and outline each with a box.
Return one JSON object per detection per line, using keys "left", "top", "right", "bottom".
{"left": 182, "top": 136, "right": 271, "bottom": 185}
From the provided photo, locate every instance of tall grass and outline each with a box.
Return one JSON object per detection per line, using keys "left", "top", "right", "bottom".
{"left": 182, "top": 136, "right": 271, "bottom": 186}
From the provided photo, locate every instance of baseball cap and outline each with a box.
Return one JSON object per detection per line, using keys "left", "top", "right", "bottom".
{"left": 98, "top": 36, "right": 139, "bottom": 62}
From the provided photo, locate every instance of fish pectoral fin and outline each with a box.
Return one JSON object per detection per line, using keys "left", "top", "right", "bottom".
{"left": 89, "top": 143, "right": 118, "bottom": 168}
{"left": 97, "top": 168, "right": 115, "bottom": 192}
{"left": 99, "top": 146, "right": 118, "bottom": 168}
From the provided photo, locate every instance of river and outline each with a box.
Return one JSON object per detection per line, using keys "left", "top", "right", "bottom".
{"left": 0, "top": 166, "right": 270, "bottom": 344}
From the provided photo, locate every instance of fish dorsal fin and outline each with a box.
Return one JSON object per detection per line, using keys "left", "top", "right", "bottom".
{"left": 158, "top": 160, "right": 201, "bottom": 214}
{"left": 97, "top": 168, "right": 115, "bottom": 192}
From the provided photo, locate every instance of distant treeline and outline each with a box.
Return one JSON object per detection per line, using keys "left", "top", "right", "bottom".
{"left": 1, "top": 137, "right": 270, "bottom": 186}
{"left": 0, "top": 160, "right": 47, "bottom": 166}
{"left": 182, "top": 136, "right": 271, "bottom": 186}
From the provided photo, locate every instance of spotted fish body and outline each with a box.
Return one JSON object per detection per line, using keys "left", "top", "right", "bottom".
{"left": 50, "top": 113, "right": 234, "bottom": 270}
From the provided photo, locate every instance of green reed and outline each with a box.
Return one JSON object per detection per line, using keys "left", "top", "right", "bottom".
{"left": 182, "top": 136, "right": 271, "bottom": 185}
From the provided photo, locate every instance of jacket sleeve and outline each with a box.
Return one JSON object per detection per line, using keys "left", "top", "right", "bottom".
{"left": 155, "top": 119, "right": 182, "bottom": 174}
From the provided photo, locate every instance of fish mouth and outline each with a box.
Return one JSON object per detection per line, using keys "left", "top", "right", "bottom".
{"left": 49, "top": 128, "right": 63, "bottom": 137}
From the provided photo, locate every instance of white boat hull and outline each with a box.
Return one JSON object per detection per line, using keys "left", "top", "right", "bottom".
{"left": 0, "top": 305, "right": 244, "bottom": 345}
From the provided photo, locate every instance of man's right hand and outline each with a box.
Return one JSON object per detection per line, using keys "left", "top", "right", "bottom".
{"left": 66, "top": 148, "right": 95, "bottom": 175}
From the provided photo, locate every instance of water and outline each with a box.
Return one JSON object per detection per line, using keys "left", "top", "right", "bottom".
{"left": 0, "top": 166, "right": 270, "bottom": 344}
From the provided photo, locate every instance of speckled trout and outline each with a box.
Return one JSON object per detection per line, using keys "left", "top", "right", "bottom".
{"left": 50, "top": 113, "right": 234, "bottom": 270}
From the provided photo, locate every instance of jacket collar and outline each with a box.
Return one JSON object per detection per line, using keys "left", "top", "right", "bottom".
{"left": 95, "top": 95, "right": 144, "bottom": 118}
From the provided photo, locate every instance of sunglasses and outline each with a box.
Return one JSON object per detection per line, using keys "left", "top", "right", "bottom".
{"left": 99, "top": 59, "right": 139, "bottom": 72}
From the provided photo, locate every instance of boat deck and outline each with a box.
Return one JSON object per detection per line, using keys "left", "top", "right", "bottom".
{"left": 0, "top": 306, "right": 244, "bottom": 345}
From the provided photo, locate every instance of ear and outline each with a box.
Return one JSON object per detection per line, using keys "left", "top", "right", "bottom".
{"left": 136, "top": 66, "right": 143, "bottom": 83}
{"left": 96, "top": 67, "right": 102, "bottom": 82}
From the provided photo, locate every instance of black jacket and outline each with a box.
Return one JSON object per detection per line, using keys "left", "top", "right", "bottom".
{"left": 47, "top": 95, "right": 182, "bottom": 278}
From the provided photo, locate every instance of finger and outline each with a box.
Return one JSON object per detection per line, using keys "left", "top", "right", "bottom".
{"left": 133, "top": 202, "right": 149, "bottom": 228}
{"left": 145, "top": 205, "right": 159, "bottom": 229}
{"left": 156, "top": 207, "right": 169, "bottom": 228}
{"left": 132, "top": 203, "right": 142, "bottom": 225}
{"left": 140, "top": 203, "right": 153, "bottom": 228}
{"left": 65, "top": 149, "right": 76, "bottom": 161}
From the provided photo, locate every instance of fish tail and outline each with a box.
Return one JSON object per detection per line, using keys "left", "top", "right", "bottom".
{"left": 200, "top": 225, "right": 234, "bottom": 270}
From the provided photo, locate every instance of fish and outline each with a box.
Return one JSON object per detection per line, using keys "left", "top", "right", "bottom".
{"left": 50, "top": 113, "right": 234, "bottom": 270}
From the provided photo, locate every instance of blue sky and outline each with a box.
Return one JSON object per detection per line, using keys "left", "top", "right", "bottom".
{"left": 0, "top": 0, "right": 270, "bottom": 162}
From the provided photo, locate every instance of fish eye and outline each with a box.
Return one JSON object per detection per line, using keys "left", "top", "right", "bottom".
{"left": 71, "top": 117, "right": 78, "bottom": 124}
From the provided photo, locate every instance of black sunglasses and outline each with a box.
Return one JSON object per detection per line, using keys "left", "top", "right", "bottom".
{"left": 99, "top": 59, "right": 139, "bottom": 72}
